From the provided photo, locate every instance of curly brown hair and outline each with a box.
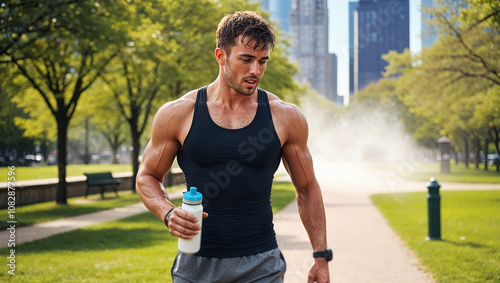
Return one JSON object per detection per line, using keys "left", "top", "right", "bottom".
{"left": 216, "top": 11, "right": 275, "bottom": 57}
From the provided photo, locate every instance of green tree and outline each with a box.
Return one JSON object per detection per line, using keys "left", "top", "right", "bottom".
{"left": 384, "top": 0, "right": 500, "bottom": 170}
{"left": 97, "top": 0, "right": 300, "bottom": 190}
{"left": 98, "top": 0, "right": 218, "bottom": 191}
{"left": 86, "top": 89, "right": 129, "bottom": 165}
{"left": 0, "top": 65, "right": 37, "bottom": 162}
{"left": 11, "top": 88, "right": 57, "bottom": 159}
{"left": 2, "top": 0, "right": 128, "bottom": 204}
{"left": 421, "top": 0, "right": 500, "bottom": 85}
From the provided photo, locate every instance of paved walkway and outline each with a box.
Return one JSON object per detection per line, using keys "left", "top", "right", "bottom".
{"left": 2, "top": 161, "right": 498, "bottom": 282}
{"left": 275, "top": 160, "right": 499, "bottom": 282}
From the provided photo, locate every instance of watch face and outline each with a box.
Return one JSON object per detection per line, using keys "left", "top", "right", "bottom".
{"left": 326, "top": 249, "right": 333, "bottom": 261}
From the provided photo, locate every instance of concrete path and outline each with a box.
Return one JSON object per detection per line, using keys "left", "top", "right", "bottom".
{"left": 2, "top": 202, "right": 149, "bottom": 248}
{"left": 1, "top": 161, "right": 498, "bottom": 282}
{"left": 274, "top": 161, "right": 432, "bottom": 282}
{"left": 275, "top": 191, "right": 433, "bottom": 282}
{"left": 274, "top": 160, "right": 499, "bottom": 282}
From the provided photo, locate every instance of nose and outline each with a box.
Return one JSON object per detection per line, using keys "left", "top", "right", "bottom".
{"left": 249, "top": 61, "right": 260, "bottom": 77}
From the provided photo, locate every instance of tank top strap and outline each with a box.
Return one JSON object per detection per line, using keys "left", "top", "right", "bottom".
{"left": 257, "top": 88, "right": 273, "bottom": 121}
{"left": 192, "top": 86, "right": 209, "bottom": 124}
{"left": 196, "top": 86, "right": 208, "bottom": 105}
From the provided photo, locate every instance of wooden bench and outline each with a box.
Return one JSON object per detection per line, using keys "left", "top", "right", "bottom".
{"left": 84, "top": 172, "right": 121, "bottom": 198}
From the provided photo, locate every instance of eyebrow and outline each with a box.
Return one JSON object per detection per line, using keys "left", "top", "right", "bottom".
{"left": 239, "top": 53, "right": 269, "bottom": 60}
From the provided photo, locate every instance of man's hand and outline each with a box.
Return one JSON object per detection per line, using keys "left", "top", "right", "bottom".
{"left": 166, "top": 207, "right": 209, "bottom": 239}
{"left": 308, "top": 259, "right": 330, "bottom": 283}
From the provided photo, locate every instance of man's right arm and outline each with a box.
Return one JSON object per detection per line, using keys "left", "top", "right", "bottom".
{"left": 136, "top": 100, "right": 183, "bottom": 221}
{"left": 136, "top": 97, "right": 202, "bottom": 239}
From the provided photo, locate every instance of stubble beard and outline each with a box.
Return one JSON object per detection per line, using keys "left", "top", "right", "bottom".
{"left": 224, "top": 60, "right": 258, "bottom": 96}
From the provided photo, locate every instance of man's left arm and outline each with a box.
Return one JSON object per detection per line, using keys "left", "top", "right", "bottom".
{"left": 279, "top": 104, "right": 330, "bottom": 283}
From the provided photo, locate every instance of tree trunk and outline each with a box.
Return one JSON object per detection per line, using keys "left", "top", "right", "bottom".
{"left": 474, "top": 138, "right": 480, "bottom": 169}
{"left": 84, "top": 118, "right": 90, "bottom": 164}
{"left": 129, "top": 110, "right": 140, "bottom": 192}
{"left": 111, "top": 140, "right": 119, "bottom": 164}
{"left": 484, "top": 136, "right": 489, "bottom": 171}
{"left": 56, "top": 118, "right": 68, "bottom": 205}
{"left": 131, "top": 131, "right": 140, "bottom": 192}
{"left": 453, "top": 146, "right": 458, "bottom": 165}
{"left": 464, "top": 136, "right": 470, "bottom": 168}
{"left": 493, "top": 127, "right": 500, "bottom": 172}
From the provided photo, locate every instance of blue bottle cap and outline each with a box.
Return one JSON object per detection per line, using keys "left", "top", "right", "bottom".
{"left": 183, "top": 187, "right": 203, "bottom": 202}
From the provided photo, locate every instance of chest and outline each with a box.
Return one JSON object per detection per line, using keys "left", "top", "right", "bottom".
{"left": 179, "top": 99, "right": 282, "bottom": 167}
{"left": 206, "top": 102, "right": 258, "bottom": 130}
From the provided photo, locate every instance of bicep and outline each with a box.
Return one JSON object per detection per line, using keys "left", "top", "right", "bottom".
{"left": 282, "top": 141, "right": 316, "bottom": 192}
{"left": 280, "top": 107, "right": 317, "bottom": 192}
{"left": 139, "top": 136, "right": 180, "bottom": 183}
{"left": 138, "top": 107, "right": 182, "bottom": 183}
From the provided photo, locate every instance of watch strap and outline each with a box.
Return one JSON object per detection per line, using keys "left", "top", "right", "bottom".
{"left": 313, "top": 249, "right": 333, "bottom": 261}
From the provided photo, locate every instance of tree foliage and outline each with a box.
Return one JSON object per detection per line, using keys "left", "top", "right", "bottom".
{"left": 0, "top": 65, "right": 36, "bottom": 160}
{"left": 1, "top": 0, "right": 301, "bottom": 204}
{"left": 382, "top": 0, "right": 500, "bottom": 171}
{"left": 2, "top": 0, "right": 131, "bottom": 204}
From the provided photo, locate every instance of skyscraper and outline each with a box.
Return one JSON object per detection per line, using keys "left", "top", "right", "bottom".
{"left": 349, "top": 1, "right": 359, "bottom": 97}
{"left": 328, "top": 53, "right": 339, "bottom": 102}
{"left": 268, "top": 0, "right": 293, "bottom": 35}
{"left": 289, "top": 0, "right": 338, "bottom": 102}
{"left": 352, "top": 0, "right": 409, "bottom": 94}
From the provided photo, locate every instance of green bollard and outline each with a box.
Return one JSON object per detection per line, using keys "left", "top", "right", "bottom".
{"left": 426, "top": 177, "right": 441, "bottom": 241}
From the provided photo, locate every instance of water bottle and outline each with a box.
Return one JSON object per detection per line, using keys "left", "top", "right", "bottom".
{"left": 178, "top": 187, "right": 203, "bottom": 254}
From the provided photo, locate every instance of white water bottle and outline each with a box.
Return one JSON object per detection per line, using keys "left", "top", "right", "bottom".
{"left": 178, "top": 187, "right": 203, "bottom": 254}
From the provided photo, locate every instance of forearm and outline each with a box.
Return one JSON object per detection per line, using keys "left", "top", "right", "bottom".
{"left": 136, "top": 173, "right": 176, "bottom": 221}
{"left": 297, "top": 182, "right": 328, "bottom": 251}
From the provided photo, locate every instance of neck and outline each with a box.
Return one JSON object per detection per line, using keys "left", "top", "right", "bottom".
{"left": 207, "top": 75, "right": 257, "bottom": 107}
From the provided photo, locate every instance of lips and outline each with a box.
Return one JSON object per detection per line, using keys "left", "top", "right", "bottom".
{"left": 244, "top": 77, "right": 259, "bottom": 87}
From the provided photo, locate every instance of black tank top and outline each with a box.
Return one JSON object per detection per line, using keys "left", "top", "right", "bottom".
{"left": 176, "top": 86, "right": 282, "bottom": 258}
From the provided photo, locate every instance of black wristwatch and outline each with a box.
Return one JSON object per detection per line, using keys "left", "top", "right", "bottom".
{"left": 313, "top": 249, "right": 333, "bottom": 261}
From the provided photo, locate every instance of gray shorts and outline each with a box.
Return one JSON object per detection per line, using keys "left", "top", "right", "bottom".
{"left": 171, "top": 247, "right": 287, "bottom": 283}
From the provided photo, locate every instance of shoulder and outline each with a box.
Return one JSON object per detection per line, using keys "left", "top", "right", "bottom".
{"left": 150, "top": 89, "right": 198, "bottom": 140}
{"left": 265, "top": 90, "right": 307, "bottom": 126}
{"left": 264, "top": 90, "right": 308, "bottom": 144}
{"left": 155, "top": 90, "right": 197, "bottom": 119}
{"left": 153, "top": 90, "right": 198, "bottom": 125}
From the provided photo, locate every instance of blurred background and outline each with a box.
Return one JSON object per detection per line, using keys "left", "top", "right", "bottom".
{"left": 1, "top": 0, "right": 499, "bottom": 203}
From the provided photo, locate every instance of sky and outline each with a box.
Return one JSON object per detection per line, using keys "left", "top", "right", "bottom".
{"left": 327, "top": 0, "right": 422, "bottom": 104}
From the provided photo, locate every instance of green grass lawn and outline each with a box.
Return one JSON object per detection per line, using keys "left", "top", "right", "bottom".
{"left": 0, "top": 164, "right": 133, "bottom": 182}
{"left": 374, "top": 160, "right": 500, "bottom": 184}
{"left": 371, "top": 190, "right": 500, "bottom": 282}
{"left": 0, "top": 182, "right": 296, "bottom": 282}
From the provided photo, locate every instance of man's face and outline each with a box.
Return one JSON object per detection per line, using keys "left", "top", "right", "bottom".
{"left": 221, "top": 35, "right": 269, "bottom": 96}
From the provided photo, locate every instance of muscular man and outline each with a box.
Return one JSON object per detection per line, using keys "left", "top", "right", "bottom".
{"left": 136, "top": 11, "right": 330, "bottom": 283}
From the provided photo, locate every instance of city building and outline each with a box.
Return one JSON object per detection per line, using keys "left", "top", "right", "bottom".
{"left": 266, "top": 0, "right": 293, "bottom": 35}
{"left": 351, "top": 0, "right": 410, "bottom": 94}
{"left": 327, "top": 53, "right": 338, "bottom": 102}
{"left": 349, "top": 1, "right": 358, "bottom": 97}
{"left": 289, "top": 0, "right": 338, "bottom": 102}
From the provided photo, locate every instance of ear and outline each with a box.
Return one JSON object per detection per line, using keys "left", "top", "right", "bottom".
{"left": 215, "top": 48, "right": 226, "bottom": 65}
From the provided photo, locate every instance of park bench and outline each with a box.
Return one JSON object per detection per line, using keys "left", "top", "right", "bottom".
{"left": 84, "top": 172, "right": 121, "bottom": 199}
